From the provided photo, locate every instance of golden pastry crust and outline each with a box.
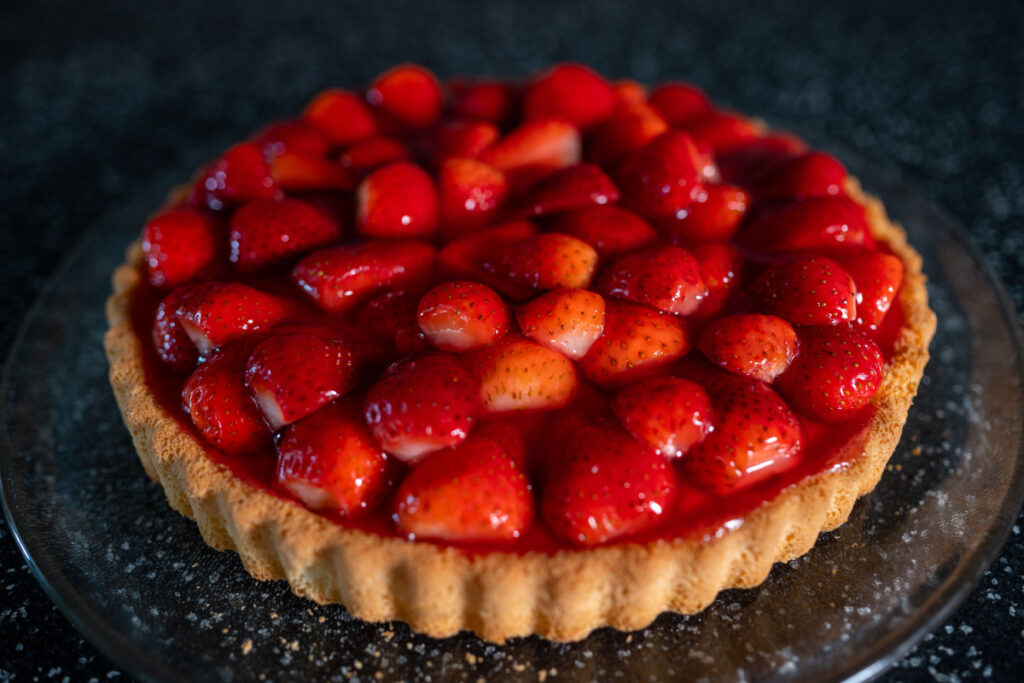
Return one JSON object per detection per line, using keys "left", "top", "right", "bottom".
{"left": 104, "top": 178, "right": 936, "bottom": 644}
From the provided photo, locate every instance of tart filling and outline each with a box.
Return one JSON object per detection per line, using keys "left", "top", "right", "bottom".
{"left": 105, "top": 63, "right": 936, "bottom": 642}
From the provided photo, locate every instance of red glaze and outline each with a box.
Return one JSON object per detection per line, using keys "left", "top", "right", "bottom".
{"left": 129, "top": 67, "right": 912, "bottom": 555}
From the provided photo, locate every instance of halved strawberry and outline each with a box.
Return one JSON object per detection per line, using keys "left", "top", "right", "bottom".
{"left": 337, "top": 136, "right": 409, "bottom": 172}
{"left": 647, "top": 82, "right": 711, "bottom": 127}
{"left": 598, "top": 245, "right": 706, "bottom": 315}
{"left": 276, "top": 398, "right": 391, "bottom": 515}
{"left": 182, "top": 343, "right": 271, "bottom": 454}
{"left": 356, "top": 161, "right": 439, "bottom": 238}
{"left": 756, "top": 151, "right": 848, "bottom": 200}
{"left": 292, "top": 240, "right": 436, "bottom": 313}
{"left": 254, "top": 119, "right": 332, "bottom": 159}
{"left": 269, "top": 152, "right": 358, "bottom": 193}
{"left": 245, "top": 333, "right": 358, "bottom": 430}
{"left": 189, "top": 143, "right": 280, "bottom": 210}
{"left": 433, "top": 120, "right": 501, "bottom": 162}
{"left": 516, "top": 287, "right": 605, "bottom": 360}
{"left": 653, "top": 183, "right": 750, "bottom": 244}
{"left": 478, "top": 118, "right": 582, "bottom": 183}
{"left": 467, "top": 335, "right": 577, "bottom": 412}
{"left": 611, "top": 376, "right": 712, "bottom": 458}
{"left": 142, "top": 209, "right": 219, "bottom": 288}
{"left": 363, "top": 354, "right": 480, "bottom": 462}
{"left": 697, "top": 313, "right": 799, "bottom": 383}
{"left": 692, "top": 243, "right": 745, "bottom": 316}
{"left": 393, "top": 431, "right": 533, "bottom": 542}
{"left": 366, "top": 63, "right": 443, "bottom": 129}
{"left": 542, "top": 421, "right": 676, "bottom": 546}
{"left": 354, "top": 289, "right": 429, "bottom": 355}
{"left": 616, "top": 131, "right": 703, "bottom": 217}
{"left": 684, "top": 110, "right": 760, "bottom": 153}
{"left": 448, "top": 79, "right": 519, "bottom": 126}
{"left": 750, "top": 256, "right": 857, "bottom": 326}
{"left": 578, "top": 299, "right": 690, "bottom": 385}
{"left": 482, "top": 232, "right": 598, "bottom": 292}
{"left": 523, "top": 63, "right": 616, "bottom": 132}
{"left": 229, "top": 198, "right": 341, "bottom": 271}
{"left": 716, "top": 133, "right": 807, "bottom": 187}
{"left": 303, "top": 88, "right": 377, "bottom": 145}
{"left": 152, "top": 287, "right": 201, "bottom": 373}
{"left": 587, "top": 101, "right": 670, "bottom": 168}
{"left": 517, "top": 163, "right": 619, "bottom": 217}
{"left": 175, "top": 282, "right": 293, "bottom": 355}
{"left": 838, "top": 251, "right": 905, "bottom": 329}
{"left": 548, "top": 205, "right": 658, "bottom": 259}
{"left": 416, "top": 280, "right": 509, "bottom": 351}
{"left": 438, "top": 158, "right": 508, "bottom": 238}
{"left": 739, "top": 195, "right": 871, "bottom": 253}
{"left": 684, "top": 371, "right": 804, "bottom": 493}
{"left": 776, "top": 325, "right": 885, "bottom": 421}
{"left": 437, "top": 219, "right": 540, "bottom": 299}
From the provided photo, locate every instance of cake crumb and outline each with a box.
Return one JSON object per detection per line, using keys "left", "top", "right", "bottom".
{"left": 625, "top": 635, "right": 632, "bottom": 644}
{"left": 382, "top": 630, "right": 394, "bottom": 640}
{"left": 514, "top": 663, "right": 526, "bottom": 672}
{"left": 353, "top": 660, "right": 363, "bottom": 670}
{"left": 466, "top": 652, "right": 477, "bottom": 665}
{"left": 538, "top": 671, "right": 547, "bottom": 682}
{"left": 318, "top": 616, "right": 326, "bottom": 623}
{"left": 912, "top": 446, "right": 922, "bottom": 455}
{"left": 241, "top": 639, "right": 253, "bottom": 655}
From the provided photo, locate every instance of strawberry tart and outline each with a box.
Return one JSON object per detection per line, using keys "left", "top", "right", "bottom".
{"left": 104, "top": 63, "right": 936, "bottom": 643}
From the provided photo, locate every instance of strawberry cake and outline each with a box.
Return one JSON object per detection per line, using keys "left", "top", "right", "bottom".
{"left": 104, "top": 63, "right": 937, "bottom": 643}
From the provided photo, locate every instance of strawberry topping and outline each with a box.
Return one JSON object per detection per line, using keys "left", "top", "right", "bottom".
{"left": 229, "top": 198, "right": 341, "bottom": 271}
{"left": 142, "top": 209, "right": 219, "bottom": 288}
{"left": 416, "top": 280, "right": 510, "bottom": 352}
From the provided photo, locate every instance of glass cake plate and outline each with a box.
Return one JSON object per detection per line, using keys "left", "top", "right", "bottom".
{"left": 2, "top": 153, "right": 1023, "bottom": 683}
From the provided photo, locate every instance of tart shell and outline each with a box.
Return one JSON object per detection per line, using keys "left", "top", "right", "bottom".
{"left": 104, "top": 179, "right": 936, "bottom": 644}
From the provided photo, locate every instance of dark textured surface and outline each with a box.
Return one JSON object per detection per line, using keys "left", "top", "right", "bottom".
{"left": 1, "top": 0, "right": 1022, "bottom": 680}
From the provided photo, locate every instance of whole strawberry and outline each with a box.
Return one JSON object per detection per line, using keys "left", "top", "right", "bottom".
{"left": 523, "top": 63, "right": 616, "bottom": 132}
{"left": 275, "top": 398, "right": 392, "bottom": 516}
{"left": 482, "top": 232, "right": 598, "bottom": 292}
{"left": 617, "top": 131, "right": 703, "bottom": 217}
{"left": 182, "top": 343, "right": 270, "bottom": 454}
{"left": 366, "top": 64, "right": 443, "bottom": 130}
{"left": 740, "top": 196, "right": 871, "bottom": 253}
{"left": 467, "top": 335, "right": 578, "bottom": 413}
{"left": 292, "top": 241, "right": 436, "bottom": 313}
{"left": 189, "top": 143, "right": 279, "bottom": 210}
{"left": 417, "top": 280, "right": 510, "bottom": 352}
{"left": 303, "top": 88, "right": 377, "bottom": 145}
{"left": 357, "top": 162, "right": 440, "bottom": 238}
{"left": 516, "top": 287, "right": 606, "bottom": 360}
{"left": 598, "top": 245, "right": 707, "bottom": 315}
{"left": 750, "top": 257, "right": 857, "bottom": 327}
{"left": 684, "top": 372, "right": 804, "bottom": 494}
{"left": 393, "top": 430, "right": 534, "bottom": 542}
{"left": 364, "top": 354, "right": 480, "bottom": 462}
{"left": 229, "top": 198, "right": 340, "bottom": 271}
{"left": 776, "top": 325, "right": 885, "bottom": 421}
{"left": 174, "top": 282, "right": 293, "bottom": 355}
{"left": 578, "top": 300, "right": 690, "bottom": 385}
{"left": 142, "top": 209, "right": 219, "bottom": 287}
{"left": 612, "top": 376, "right": 713, "bottom": 458}
{"left": 698, "top": 314, "right": 799, "bottom": 383}
{"left": 245, "top": 333, "right": 358, "bottom": 430}
{"left": 549, "top": 205, "right": 658, "bottom": 259}
{"left": 542, "top": 422, "right": 677, "bottom": 546}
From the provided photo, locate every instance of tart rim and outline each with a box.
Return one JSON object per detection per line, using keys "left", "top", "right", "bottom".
{"left": 103, "top": 177, "right": 937, "bottom": 644}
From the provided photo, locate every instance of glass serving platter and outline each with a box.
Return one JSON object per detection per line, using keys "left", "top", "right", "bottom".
{"left": 2, "top": 155, "right": 1022, "bottom": 683}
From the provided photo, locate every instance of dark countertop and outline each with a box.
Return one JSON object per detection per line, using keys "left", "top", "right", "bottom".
{"left": 2, "top": 0, "right": 1022, "bottom": 679}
